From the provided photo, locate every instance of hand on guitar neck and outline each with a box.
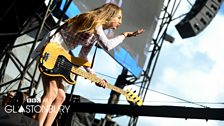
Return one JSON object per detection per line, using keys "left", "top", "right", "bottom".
{"left": 95, "top": 79, "right": 107, "bottom": 88}
{"left": 39, "top": 42, "right": 143, "bottom": 106}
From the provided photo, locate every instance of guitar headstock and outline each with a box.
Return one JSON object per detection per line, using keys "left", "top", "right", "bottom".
{"left": 125, "top": 89, "right": 143, "bottom": 106}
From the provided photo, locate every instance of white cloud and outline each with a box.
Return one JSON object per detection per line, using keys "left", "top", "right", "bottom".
{"left": 138, "top": 2, "right": 224, "bottom": 126}
{"left": 148, "top": 1, "right": 224, "bottom": 103}
{"left": 69, "top": 1, "right": 224, "bottom": 125}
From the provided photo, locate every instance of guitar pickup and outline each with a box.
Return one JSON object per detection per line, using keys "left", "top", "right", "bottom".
{"left": 43, "top": 52, "right": 50, "bottom": 61}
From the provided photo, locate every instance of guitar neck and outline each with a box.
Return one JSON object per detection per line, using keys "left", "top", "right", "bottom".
{"left": 71, "top": 67, "right": 126, "bottom": 95}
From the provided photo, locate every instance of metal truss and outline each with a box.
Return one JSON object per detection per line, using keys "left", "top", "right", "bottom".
{"left": 0, "top": 0, "right": 69, "bottom": 96}
{"left": 0, "top": 0, "right": 195, "bottom": 126}
{"left": 127, "top": 0, "right": 183, "bottom": 125}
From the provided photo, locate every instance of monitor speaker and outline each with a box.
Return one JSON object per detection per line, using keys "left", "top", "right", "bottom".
{"left": 175, "top": 0, "right": 222, "bottom": 39}
{"left": 59, "top": 94, "right": 95, "bottom": 126}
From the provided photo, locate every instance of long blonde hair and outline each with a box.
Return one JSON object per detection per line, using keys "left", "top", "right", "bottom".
{"left": 65, "top": 3, "right": 121, "bottom": 34}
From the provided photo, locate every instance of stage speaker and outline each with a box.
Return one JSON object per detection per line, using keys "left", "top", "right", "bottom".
{"left": 175, "top": 0, "right": 223, "bottom": 39}
{"left": 59, "top": 94, "right": 95, "bottom": 126}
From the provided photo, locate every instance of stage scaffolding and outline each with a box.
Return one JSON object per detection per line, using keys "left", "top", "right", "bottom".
{"left": 0, "top": 0, "right": 210, "bottom": 126}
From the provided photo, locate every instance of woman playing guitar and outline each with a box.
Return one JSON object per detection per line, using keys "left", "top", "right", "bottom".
{"left": 32, "top": 3, "right": 144, "bottom": 126}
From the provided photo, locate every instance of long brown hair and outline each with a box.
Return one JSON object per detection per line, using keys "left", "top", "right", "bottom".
{"left": 65, "top": 3, "right": 121, "bottom": 34}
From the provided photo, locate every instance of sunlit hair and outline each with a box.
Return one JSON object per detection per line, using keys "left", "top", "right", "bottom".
{"left": 65, "top": 3, "right": 121, "bottom": 34}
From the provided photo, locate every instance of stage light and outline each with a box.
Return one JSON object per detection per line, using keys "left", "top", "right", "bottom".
{"left": 163, "top": 33, "right": 175, "bottom": 43}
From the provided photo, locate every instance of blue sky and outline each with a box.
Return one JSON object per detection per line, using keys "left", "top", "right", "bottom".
{"left": 135, "top": 1, "right": 224, "bottom": 126}
{"left": 60, "top": 0, "right": 224, "bottom": 126}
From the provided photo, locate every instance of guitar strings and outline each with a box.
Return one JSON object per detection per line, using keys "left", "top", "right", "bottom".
{"left": 41, "top": 57, "right": 124, "bottom": 92}
{"left": 39, "top": 55, "right": 142, "bottom": 105}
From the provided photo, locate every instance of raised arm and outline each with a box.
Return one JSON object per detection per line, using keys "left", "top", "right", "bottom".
{"left": 95, "top": 25, "right": 125, "bottom": 51}
{"left": 95, "top": 25, "right": 144, "bottom": 51}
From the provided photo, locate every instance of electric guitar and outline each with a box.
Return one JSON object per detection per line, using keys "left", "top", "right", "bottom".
{"left": 39, "top": 42, "right": 143, "bottom": 106}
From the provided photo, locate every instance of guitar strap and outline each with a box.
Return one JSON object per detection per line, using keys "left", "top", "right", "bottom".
{"left": 32, "top": 22, "right": 68, "bottom": 59}
{"left": 90, "top": 44, "right": 98, "bottom": 69}
{"left": 49, "top": 22, "right": 68, "bottom": 39}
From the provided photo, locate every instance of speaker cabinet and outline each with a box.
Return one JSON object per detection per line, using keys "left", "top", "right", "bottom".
{"left": 59, "top": 94, "right": 95, "bottom": 126}
{"left": 175, "top": 0, "right": 222, "bottom": 39}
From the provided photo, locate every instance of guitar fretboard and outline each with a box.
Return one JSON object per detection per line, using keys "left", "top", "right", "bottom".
{"left": 39, "top": 42, "right": 143, "bottom": 106}
{"left": 71, "top": 66, "right": 126, "bottom": 95}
